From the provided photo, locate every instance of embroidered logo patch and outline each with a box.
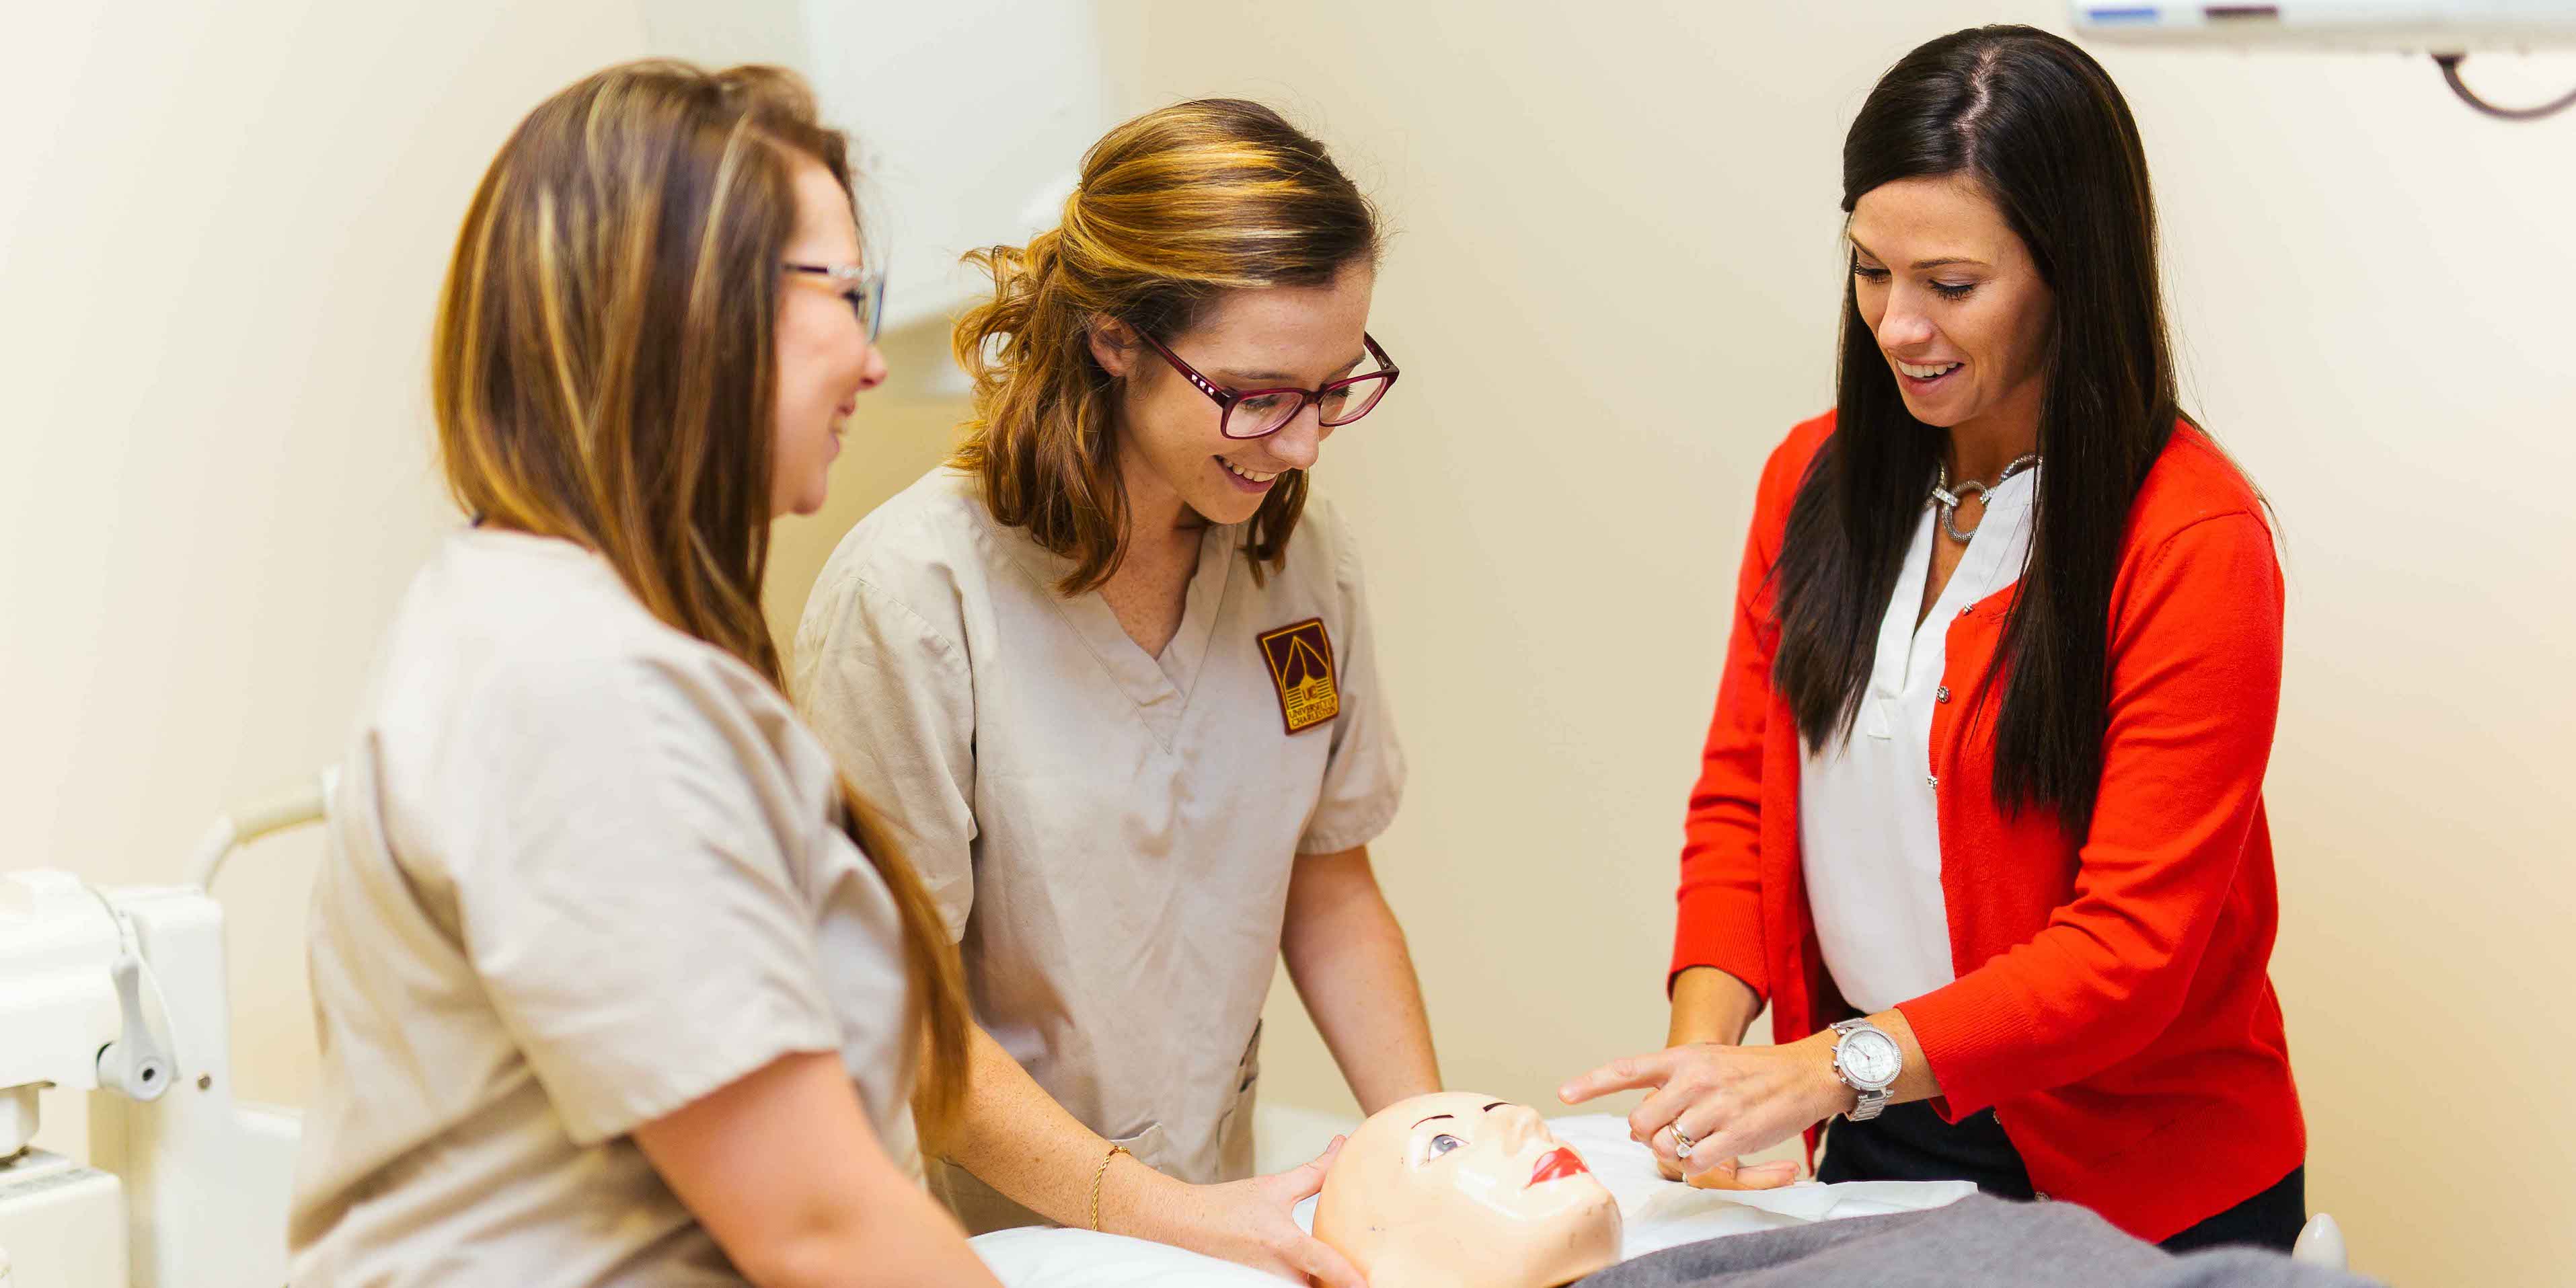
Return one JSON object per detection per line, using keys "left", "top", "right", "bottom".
{"left": 1256, "top": 618, "right": 1340, "bottom": 735}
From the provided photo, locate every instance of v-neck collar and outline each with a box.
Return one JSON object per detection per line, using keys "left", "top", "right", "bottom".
{"left": 991, "top": 516, "right": 1238, "bottom": 752}
{"left": 1881, "top": 468, "right": 2039, "bottom": 684}
{"left": 1151, "top": 523, "right": 1233, "bottom": 689}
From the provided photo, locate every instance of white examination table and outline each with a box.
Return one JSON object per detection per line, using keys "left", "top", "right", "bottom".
{"left": 974, "top": 1104, "right": 2351, "bottom": 1285}
{"left": 971, "top": 1107, "right": 1979, "bottom": 1287}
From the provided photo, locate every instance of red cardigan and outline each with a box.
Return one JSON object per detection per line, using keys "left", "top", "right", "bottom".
{"left": 1671, "top": 411, "right": 2303, "bottom": 1242}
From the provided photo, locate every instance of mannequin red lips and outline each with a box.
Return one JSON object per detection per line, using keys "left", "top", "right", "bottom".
{"left": 1317, "top": 1091, "right": 1624, "bottom": 1286}
{"left": 1527, "top": 1147, "right": 1589, "bottom": 1186}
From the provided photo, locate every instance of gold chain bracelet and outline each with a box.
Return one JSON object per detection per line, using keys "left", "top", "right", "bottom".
{"left": 1089, "top": 1143, "right": 1132, "bottom": 1232}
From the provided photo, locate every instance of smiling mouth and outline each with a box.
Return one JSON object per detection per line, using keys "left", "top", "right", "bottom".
{"left": 1527, "top": 1147, "right": 1589, "bottom": 1187}
{"left": 1217, "top": 455, "right": 1283, "bottom": 492}
{"left": 1895, "top": 359, "right": 1962, "bottom": 383}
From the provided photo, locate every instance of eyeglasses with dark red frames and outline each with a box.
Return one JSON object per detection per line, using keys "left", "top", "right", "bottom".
{"left": 1137, "top": 332, "right": 1400, "bottom": 440}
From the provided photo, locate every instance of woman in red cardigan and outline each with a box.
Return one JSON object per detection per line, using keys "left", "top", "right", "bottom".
{"left": 1560, "top": 26, "right": 2304, "bottom": 1252}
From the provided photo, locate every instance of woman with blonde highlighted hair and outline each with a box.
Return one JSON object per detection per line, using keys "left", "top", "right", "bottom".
{"left": 292, "top": 61, "right": 1001, "bottom": 1287}
{"left": 796, "top": 99, "right": 1429, "bottom": 1285}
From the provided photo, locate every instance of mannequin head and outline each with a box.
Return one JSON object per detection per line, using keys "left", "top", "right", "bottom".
{"left": 1314, "top": 1092, "right": 1622, "bottom": 1288}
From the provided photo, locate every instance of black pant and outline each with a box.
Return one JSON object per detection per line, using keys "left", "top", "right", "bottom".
{"left": 1818, "top": 1099, "right": 2307, "bottom": 1254}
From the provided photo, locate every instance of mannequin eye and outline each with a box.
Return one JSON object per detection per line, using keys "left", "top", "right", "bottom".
{"left": 1428, "top": 1133, "right": 1465, "bottom": 1159}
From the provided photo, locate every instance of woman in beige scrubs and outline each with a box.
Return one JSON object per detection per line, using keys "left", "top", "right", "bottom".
{"left": 794, "top": 100, "right": 1432, "bottom": 1287}
{"left": 291, "top": 63, "right": 999, "bottom": 1288}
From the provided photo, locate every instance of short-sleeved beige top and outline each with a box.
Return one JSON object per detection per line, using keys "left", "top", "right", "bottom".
{"left": 291, "top": 529, "right": 919, "bottom": 1287}
{"left": 792, "top": 469, "right": 1404, "bottom": 1232}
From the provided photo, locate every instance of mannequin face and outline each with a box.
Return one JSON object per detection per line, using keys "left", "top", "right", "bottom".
{"left": 1314, "top": 1092, "right": 1622, "bottom": 1288}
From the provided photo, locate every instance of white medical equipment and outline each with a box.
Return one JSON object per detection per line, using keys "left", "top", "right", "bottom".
{"left": 2072, "top": 0, "right": 2576, "bottom": 118}
{"left": 0, "top": 778, "right": 326, "bottom": 1288}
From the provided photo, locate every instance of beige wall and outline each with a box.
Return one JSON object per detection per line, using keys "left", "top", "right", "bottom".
{"left": 0, "top": 0, "right": 656, "bottom": 1150}
{"left": 9, "top": 3, "right": 2572, "bottom": 1285}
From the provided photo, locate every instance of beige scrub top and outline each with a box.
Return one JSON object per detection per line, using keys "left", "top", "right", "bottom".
{"left": 792, "top": 467, "right": 1404, "bottom": 1232}
{"left": 291, "top": 529, "right": 921, "bottom": 1288}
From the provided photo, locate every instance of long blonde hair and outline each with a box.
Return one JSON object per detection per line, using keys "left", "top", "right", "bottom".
{"left": 952, "top": 98, "right": 1381, "bottom": 595}
{"left": 431, "top": 59, "right": 971, "bottom": 1140}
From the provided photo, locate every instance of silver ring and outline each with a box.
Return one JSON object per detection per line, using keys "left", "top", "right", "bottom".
{"left": 1667, "top": 1123, "right": 1698, "bottom": 1157}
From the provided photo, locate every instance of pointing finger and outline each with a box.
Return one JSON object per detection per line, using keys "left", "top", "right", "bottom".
{"left": 1557, "top": 1050, "right": 1678, "bottom": 1105}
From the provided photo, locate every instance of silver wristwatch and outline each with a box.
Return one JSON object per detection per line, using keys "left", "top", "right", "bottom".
{"left": 1829, "top": 1018, "right": 1903, "bottom": 1122}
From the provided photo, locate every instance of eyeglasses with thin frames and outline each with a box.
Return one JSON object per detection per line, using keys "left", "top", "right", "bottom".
{"left": 1136, "top": 331, "right": 1400, "bottom": 440}
{"left": 783, "top": 262, "right": 886, "bottom": 343}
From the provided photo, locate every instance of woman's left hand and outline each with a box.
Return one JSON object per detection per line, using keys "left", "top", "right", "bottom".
{"left": 1556, "top": 1036, "right": 1850, "bottom": 1186}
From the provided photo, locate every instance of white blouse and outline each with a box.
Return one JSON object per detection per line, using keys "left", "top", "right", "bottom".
{"left": 1796, "top": 467, "right": 2038, "bottom": 1015}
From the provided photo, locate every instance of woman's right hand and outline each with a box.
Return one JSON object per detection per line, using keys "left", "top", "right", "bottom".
{"left": 1601, "top": 967, "right": 1798, "bottom": 1192}
{"left": 1635, "top": 1096, "right": 1801, "bottom": 1190}
{"left": 1560, "top": 1038, "right": 1838, "bottom": 1194}
{"left": 1645, "top": 1127, "right": 1801, "bottom": 1190}
{"left": 1130, "top": 1138, "right": 1367, "bottom": 1288}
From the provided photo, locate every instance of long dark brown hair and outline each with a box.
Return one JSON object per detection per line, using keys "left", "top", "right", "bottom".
{"left": 432, "top": 60, "right": 971, "bottom": 1139}
{"left": 950, "top": 98, "right": 1380, "bottom": 595}
{"left": 1773, "top": 26, "right": 2192, "bottom": 837}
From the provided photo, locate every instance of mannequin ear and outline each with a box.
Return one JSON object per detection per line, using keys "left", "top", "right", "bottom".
{"left": 1086, "top": 314, "right": 1139, "bottom": 378}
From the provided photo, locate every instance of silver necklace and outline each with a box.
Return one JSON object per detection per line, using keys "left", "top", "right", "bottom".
{"left": 1930, "top": 453, "right": 2040, "bottom": 543}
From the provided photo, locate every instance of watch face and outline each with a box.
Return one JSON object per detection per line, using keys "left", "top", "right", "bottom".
{"left": 1842, "top": 1030, "right": 1901, "bottom": 1088}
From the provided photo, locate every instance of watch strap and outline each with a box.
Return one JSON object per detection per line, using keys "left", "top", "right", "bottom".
{"left": 1829, "top": 1018, "right": 1899, "bottom": 1123}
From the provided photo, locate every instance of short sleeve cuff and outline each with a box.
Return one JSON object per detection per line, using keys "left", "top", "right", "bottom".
{"left": 1297, "top": 785, "right": 1402, "bottom": 856}
{"left": 547, "top": 987, "right": 841, "bottom": 1147}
